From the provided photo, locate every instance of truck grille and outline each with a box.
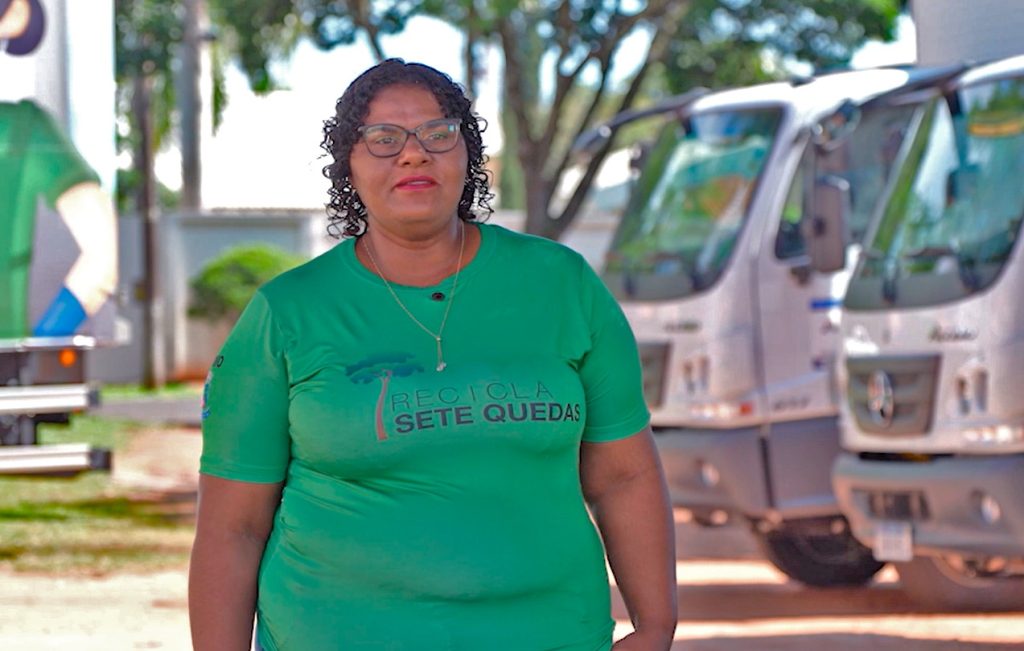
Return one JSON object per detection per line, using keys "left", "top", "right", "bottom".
{"left": 846, "top": 354, "right": 940, "bottom": 436}
{"left": 638, "top": 342, "right": 670, "bottom": 409}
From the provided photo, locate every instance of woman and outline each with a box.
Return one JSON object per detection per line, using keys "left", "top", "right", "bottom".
{"left": 189, "top": 59, "right": 677, "bottom": 651}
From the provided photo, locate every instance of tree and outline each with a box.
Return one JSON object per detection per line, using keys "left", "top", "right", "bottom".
{"left": 119, "top": 0, "right": 902, "bottom": 242}
{"left": 116, "top": 0, "right": 188, "bottom": 388}
{"left": 115, "top": 0, "right": 183, "bottom": 211}
{"left": 416, "top": 1, "right": 900, "bottom": 240}
{"left": 494, "top": 1, "right": 904, "bottom": 239}
{"left": 208, "top": 0, "right": 419, "bottom": 85}
{"left": 116, "top": 0, "right": 317, "bottom": 387}
{"left": 658, "top": 0, "right": 902, "bottom": 94}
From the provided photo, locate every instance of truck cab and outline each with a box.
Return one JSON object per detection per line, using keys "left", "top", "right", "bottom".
{"left": 831, "top": 54, "right": 1024, "bottom": 609}
{"left": 599, "top": 67, "right": 946, "bottom": 586}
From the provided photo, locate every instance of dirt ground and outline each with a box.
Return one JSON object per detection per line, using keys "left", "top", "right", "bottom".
{"left": 2, "top": 427, "right": 1023, "bottom": 650}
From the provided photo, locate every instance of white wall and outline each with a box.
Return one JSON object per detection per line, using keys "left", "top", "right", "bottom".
{"left": 912, "top": 0, "right": 1024, "bottom": 66}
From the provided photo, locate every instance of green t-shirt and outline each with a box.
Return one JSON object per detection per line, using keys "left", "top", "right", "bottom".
{"left": 0, "top": 100, "right": 98, "bottom": 338}
{"left": 201, "top": 223, "right": 650, "bottom": 651}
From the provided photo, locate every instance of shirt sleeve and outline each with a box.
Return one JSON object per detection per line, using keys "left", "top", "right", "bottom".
{"left": 200, "top": 290, "right": 291, "bottom": 483}
{"left": 22, "top": 100, "right": 98, "bottom": 206}
{"left": 577, "top": 257, "right": 651, "bottom": 442}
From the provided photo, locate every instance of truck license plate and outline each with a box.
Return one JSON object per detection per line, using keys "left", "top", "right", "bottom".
{"left": 873, "top": 520, "right": 913, "bottom": 562}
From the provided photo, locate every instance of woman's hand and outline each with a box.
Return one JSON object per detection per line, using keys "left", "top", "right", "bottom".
{"left": 189, "top": 474, "right": 283, "bottom": 651}
{"left": 580, "top": 427, "right": 677, "bottom": 651}
{"left": 612, "top": 627, "right": 676, "bottom": 650}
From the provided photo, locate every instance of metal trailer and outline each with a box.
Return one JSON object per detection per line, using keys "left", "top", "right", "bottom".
{"left": 0, "top": 337, "right": 109, "bottom": 475}
{"left": 584, "top": 65, "right": 960, "bottom": 586}
{"left": 0, "top": 0, "right": 120, "bottom": 476}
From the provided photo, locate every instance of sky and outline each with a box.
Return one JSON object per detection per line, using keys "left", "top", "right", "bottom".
{"left": 188, "top": 13, "right": 916, "bottom": 210}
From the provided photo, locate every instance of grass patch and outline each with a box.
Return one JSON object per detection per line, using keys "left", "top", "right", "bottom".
{"left": 0, "top": 416, "right": 195, "bottom": 575}
{"left": 100, "top": 382, "right": 202, "bottom": 401}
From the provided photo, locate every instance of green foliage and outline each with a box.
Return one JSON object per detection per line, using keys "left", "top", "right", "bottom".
{"left": 112, "top": 0, "right": 902, "bottom": 237}
{"left": 101, "top": 381, "right": 203, "bottom": 401}
{"left": 188, "top": 243, "right": 307, "bottom": 321}
{"left": 661, "top": 0, "right": 901, "bottom": 94}
{"left": 207, "top": 0, "right": 420, "bottom": 92}
{"left": 115, "top": 168, "right": 180, "bottom": 214}
{"left": 115, "top": 0, "right": 185, "bottom": 153}
{"left": 205, "top": 0, "right": 300, "bottom": 92}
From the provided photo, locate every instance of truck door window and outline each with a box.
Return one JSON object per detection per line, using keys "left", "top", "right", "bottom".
{"left": 847, "top": 76, "right": 1024, "bottom": 309}
{"left": 774, "top": 147, "right": 810, "bottom": 260}
{"left": 774, "top": 104, "right": 916, "bottom": 261}
{"left": 603, "top": 107, "right": 781, "bottom": 301}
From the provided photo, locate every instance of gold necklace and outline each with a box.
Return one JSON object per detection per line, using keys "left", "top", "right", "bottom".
{"left": 362, "top": 222, "right": 465, "bottom": 372}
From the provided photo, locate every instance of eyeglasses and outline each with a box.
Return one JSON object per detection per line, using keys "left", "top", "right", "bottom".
{"left": 357, "top": 118, "right": 463, "bottom": 158}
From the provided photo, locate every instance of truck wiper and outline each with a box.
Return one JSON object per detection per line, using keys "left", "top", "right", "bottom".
{"left": 882, "top": 257, "right": 899, "bottom": 303}
{"left": 902, "top": 244, "right": 980, "bottom": 291}
{"left": 857, "top": 247, "right": 899, "bottom": 302}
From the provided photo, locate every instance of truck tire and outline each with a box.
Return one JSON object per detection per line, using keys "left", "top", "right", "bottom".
{"left": 896, "top": 556, "right": 1024, "bottom": 611}
{"left": 755, "top": 525, "right": 885, "bottom": 587}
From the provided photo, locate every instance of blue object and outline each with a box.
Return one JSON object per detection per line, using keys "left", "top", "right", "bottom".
{"left": 32, "top": 286, "right": 87, "bottom": 336}
{"left": 809, "top": 297, "right": 843, "bottom": 311}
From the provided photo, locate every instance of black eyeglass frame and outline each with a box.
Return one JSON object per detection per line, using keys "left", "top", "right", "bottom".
{"left": 356, "top": 118, "right": 463, "bottom": 158}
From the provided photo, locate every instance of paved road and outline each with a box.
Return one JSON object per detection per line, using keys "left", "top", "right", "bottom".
{"left": 16, "top": 410, "right": 1020, "bottom": 649}
{"left": 3, "top": 505, "right": 1022, "bottom": 650}
{"left": 622, "top": 515, "right": 1024, "bottom": 649}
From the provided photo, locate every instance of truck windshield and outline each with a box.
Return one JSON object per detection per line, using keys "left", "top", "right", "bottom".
{"left": 602, "top": 108, "right": 781, "bottom": 300}
{"left": 846, "top": 75, "right": 1024, "bottom": 310}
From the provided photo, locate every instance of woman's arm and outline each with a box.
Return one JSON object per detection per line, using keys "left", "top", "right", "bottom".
{"left": 189, "top": 474, "right": 283, "bottom": 651}
{"left": 580, "top": 426, "right": 677, "bottom": 650}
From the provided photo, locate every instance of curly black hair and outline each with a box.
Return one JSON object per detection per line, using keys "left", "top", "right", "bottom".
{"left": 321, "top": 59, "right": 494, "bottom": 238}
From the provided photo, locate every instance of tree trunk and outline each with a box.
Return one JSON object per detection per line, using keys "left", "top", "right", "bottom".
{"left": 179, "top": 0, "right": 205, "bottom": 212}
{"left": 522, "top": 166, "right": 561, "bottom": 240}
{"left": 463, "top": 3, "right": 479, "bottom": 100}
{"left": 132, "top": 73, "right": 166, "bottom": 389}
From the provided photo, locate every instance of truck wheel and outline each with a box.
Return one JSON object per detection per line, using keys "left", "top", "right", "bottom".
{"left": 896, "top": 556, "right": 1024, "bottom": 611}
{"left": 755, "top": 525, "right": 884, "bottom": 587}
{"left": 688, "top": 507, "right": 730, "bottom": 527}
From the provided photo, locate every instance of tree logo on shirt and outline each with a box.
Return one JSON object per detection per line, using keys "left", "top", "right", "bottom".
{"left": 345, "top": 352, "right": 423, "bottom": 441}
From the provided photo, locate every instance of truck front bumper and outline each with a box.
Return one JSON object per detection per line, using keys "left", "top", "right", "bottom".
{"left": 654, "top": 417, "right": 843, "bottom": 521}
{"left": 654, "top": 426, "right": 768, "bottom": 517}
{"left": 834, "top": 452, "right": 1024, "bottom": 558}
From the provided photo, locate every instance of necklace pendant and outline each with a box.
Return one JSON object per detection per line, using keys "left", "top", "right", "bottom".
{"left": 436, "top": 361, "right": 447, "bottom": 372}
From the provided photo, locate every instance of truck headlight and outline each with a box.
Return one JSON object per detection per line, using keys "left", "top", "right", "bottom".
{"left": 963, "top": 424, "right": 1024, "bottom": 445}
{"left": 687, "top": 400, "right": 754, "bottom": 421}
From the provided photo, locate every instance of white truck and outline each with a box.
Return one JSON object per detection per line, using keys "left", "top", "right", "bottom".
{"left": 0, "top": 0, "right": 121, "bottom": 476}
{"left": 827, "top": 53, "right": 1024, "bottom": 609}
{"left": 589, "top": 66, "right": 957, "bottom": 586}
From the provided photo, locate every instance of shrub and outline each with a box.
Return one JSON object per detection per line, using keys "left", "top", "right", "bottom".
{"left": 188, "top": 243, "right": 306, "bottom": 321}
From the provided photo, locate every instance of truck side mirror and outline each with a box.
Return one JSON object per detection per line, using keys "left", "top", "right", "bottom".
{"left": 629, "top": 142, "right": 652, "bottom": 173}
{"left": 946, "top": 163, "right": 979, "bottom": 204}
{"left": 804, "top": 174, "right": 850, "bottom": 273}
{"left": 812, "top": 100, "right": 861, "bottom": 152}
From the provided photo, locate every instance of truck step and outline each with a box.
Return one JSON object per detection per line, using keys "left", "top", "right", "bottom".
{"left": 0, "top": 443, "right": 111, "bottom": 476}
{"left": 0, "top": 384, "right": 97, "bottom": 415}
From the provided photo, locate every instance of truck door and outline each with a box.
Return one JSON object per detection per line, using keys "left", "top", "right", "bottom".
{"left": 755, "top": 102, "right": 915, "bottom": 515}
{"left": 755, "top": 142, "right": 847, "bottom": 515}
